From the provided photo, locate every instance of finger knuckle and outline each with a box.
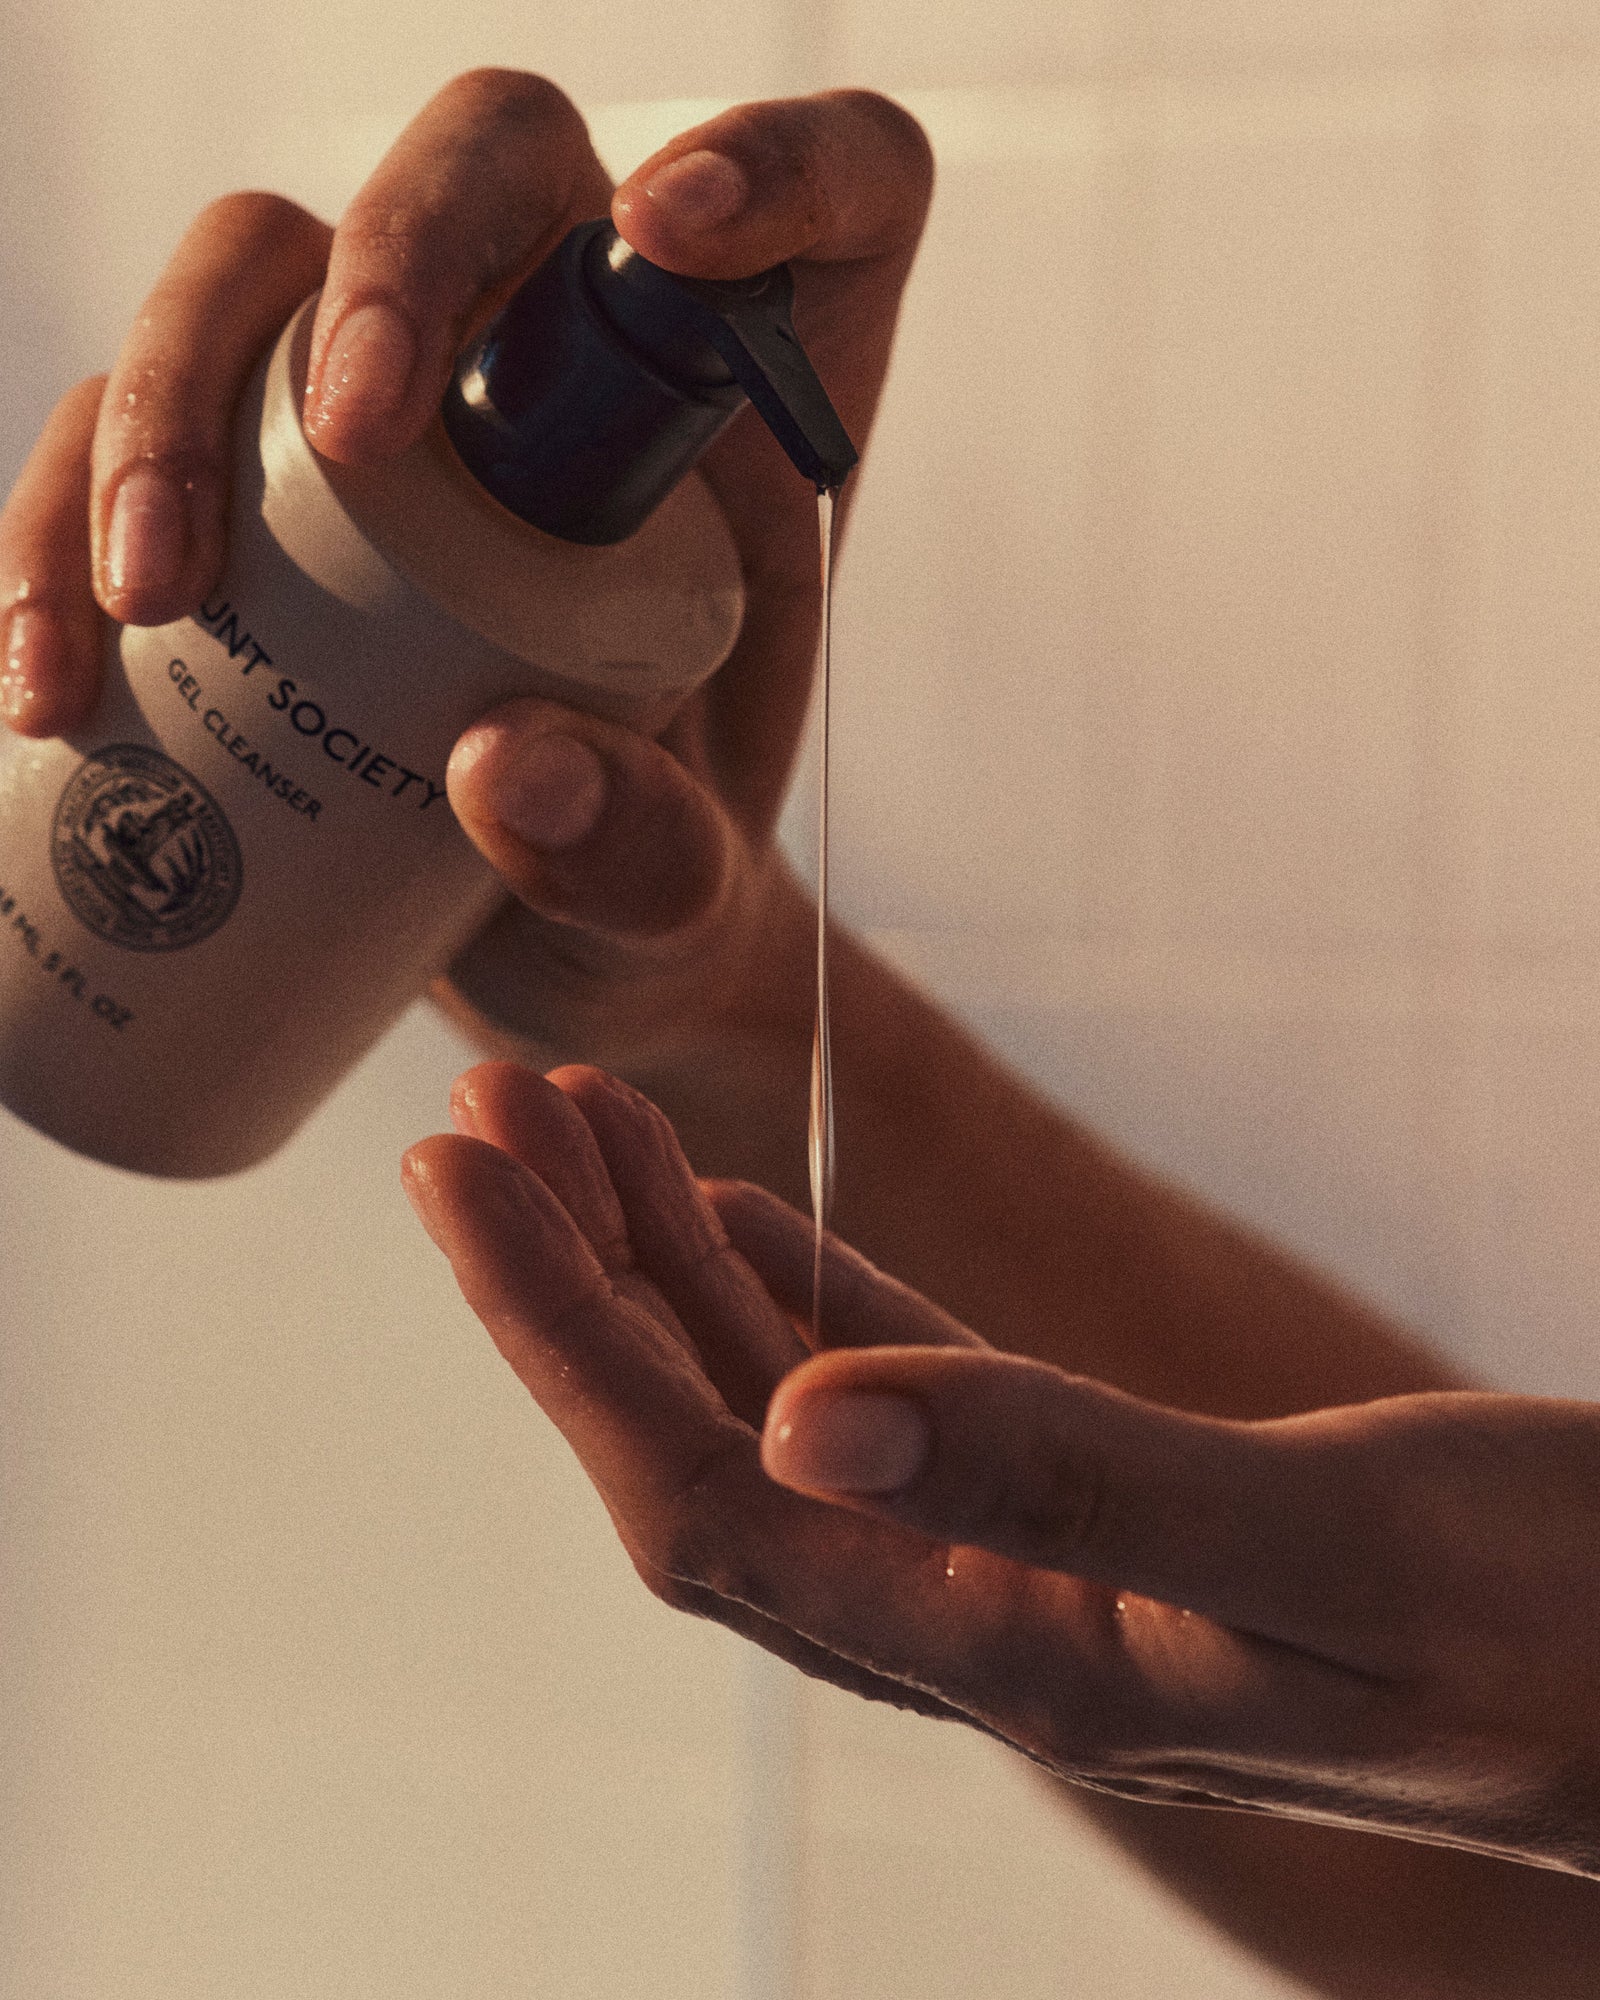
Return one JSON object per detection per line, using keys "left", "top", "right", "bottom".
{"left": 829, "top": 89, "right": 936, "bottom": 189}
{"left": 100, "top": 358, "right": 224, "bottom": 469}
{"left": 958, "top": 1436, "right": 1107, "bottom": 1570}
{"left": 335, "top": 185, "right": 428, "bottom": 261}
{"left": 97, "top": 395, "right": 223, "bottom": 482}
{"left": 437, "top": 67, "right": 588, "bottom": 142}
{"left": 1025, "top": 1445, "right": 1109, "bottom": 1565}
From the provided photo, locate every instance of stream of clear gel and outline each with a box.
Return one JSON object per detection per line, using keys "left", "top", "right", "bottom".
{"left": 808, "top": 487, "right": 838, "bottom": 1346}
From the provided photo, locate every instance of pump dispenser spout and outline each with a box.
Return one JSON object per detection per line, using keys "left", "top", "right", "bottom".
{"left": 442, "top": 219, "right": 857, "bottom": 545}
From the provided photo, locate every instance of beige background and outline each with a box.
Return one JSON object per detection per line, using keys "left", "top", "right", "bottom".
{"left": 6, "top": 2, "right": 1600, "bottom": 1994}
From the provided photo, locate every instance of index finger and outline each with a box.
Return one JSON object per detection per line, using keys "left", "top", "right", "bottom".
{"left": 614, "top": 92, "right": 934, "bottom": 827}
{"left": 303, "top": 69, "right": 613, "bottom": 462}
{"left": 614, "top": 90, "right": 935, "bottom": 442}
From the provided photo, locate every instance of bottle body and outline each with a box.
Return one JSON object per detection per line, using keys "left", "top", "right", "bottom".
{"left": 0, "top": 297, "right": 745, "bottom": 1176}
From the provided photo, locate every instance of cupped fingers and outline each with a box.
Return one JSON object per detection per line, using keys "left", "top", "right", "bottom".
{"left": 708, "top": 1178, "right": 986, "bottom": 1353}
{"left": 92, "top": 192, "right": 332, "bottom": 627}
{"left": 403, "top": 1129, "right": 888, "bottom": 1654}
{"left": 403, "top": 1130, "right": 741, "bottom": 1521}
{"left": 449, "top": 1061, "right": 632, "bottom": 1268}
{"left": 1, "top": 375, "right": 107, "bottom": 735}
{"left": 408, "top": 1130, "right": 1394, "bottom": 1795}
{"left": 304, "top": 69, "right": 613, "bottom": 463}
{"left": 402, "top": 1129, "right": 1293, "bottom": 1774}
{"left": 550, "top": 1065, "right": 809, "bottom": 1428}
{"left": 447, "top": 1056, "right": 787, "bottom": 1418}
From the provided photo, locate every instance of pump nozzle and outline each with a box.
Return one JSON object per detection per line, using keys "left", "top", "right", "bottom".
{"left": 593, "top": 233, "right": 858, "bottom": 493}
{"left": 442, "top": 220, "right": 858, "bottom": 546}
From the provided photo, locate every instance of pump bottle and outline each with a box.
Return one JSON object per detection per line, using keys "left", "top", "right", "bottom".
{"left": 0, "top": 220, "right": 855, "bottom": 1176}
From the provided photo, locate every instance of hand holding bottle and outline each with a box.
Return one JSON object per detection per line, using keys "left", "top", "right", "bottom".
{"left": 0, "top": 72, "right": 933, "bottom": 1076}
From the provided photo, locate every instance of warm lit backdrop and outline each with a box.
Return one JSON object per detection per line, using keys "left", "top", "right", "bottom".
{"left": 5, "top": 4, "right": 1599, "bottom": 1995}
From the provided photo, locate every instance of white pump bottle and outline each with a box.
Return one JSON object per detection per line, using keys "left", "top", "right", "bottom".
{"left": 0, "top": 221, "right": 855, "bottom": 1176}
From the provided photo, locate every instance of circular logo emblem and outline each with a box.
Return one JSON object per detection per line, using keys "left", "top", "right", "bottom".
{"left": 52, "top": 743, "right": 243, "bottom": 953}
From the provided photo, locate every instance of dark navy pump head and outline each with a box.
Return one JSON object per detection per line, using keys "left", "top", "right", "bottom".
{"left": 441, "top": 219, "right": 858, "bottom": 546}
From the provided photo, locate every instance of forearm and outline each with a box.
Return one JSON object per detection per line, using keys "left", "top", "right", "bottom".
{"left": 633, "top": 864, "right": 1459, "bottom": 1419}
{"left": 621, "top": 870, "right": 1600, "bottom": 1996}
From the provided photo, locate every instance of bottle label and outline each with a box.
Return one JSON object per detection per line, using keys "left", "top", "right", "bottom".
{"left": 51, "top": 743, "right": 244, "bottom": 953}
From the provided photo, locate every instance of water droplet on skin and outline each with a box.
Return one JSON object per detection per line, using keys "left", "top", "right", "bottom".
{"left": 945, "top": 1563, "right": 955, "bottom": 1580}
{"left": 1114, "top": 1595, "right": 1128, "bottom": 1615}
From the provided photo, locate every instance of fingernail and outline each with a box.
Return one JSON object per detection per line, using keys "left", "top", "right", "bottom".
{"left": 1, "top": 604, "right": 66, "bottom": 726}
{"left": 106, "top": 464, "right": 187, "bottom": 599}
{"left": 765, "top": 1392, "right": 931, "bottom": 1495}
{"left": 307, "top": 299, "right": 416, "bottom": 439}
{"left": 487, "top": 733, "right": 608, "bottom": 852}
{"left": 638, "top": 149, "right": 750, "bottom": 228}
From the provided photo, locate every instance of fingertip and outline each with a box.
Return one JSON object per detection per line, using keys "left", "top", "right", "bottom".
{"left": 545, "top": 1061, "right": 613, "bottom": 1099}
{"left": 402, "top": 1128, "right": 558, "bottom": 1262}
{"left": 1, "top": 602, "right": 98, "bottom": 738}
{"left": 762, "top": 1377, "right": 933, "bottom": 1497}
{"left": 1, "top": 605, "right": 60, "bottom": 732}
{"left": 543, "top": 1062, "right": 665, "bottom": 1157}
{"left": 494, "top": 734, "right": 609, "bottom": 853}
{"left": 400, "top": 1134, "right": 451, "bottom": 1238}
{"left": 401, "top": 1126, "right": 500, "bottom": 1203}
{"left": 448, "top": 1059, "right": 577, "bottom": 1154}
{"left": 92, "top": 460, "right": 228, "bottom": 631}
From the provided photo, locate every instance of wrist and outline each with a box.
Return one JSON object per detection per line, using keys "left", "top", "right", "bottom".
{"left": 620, "top": 854, "right": 819, "bottom": 1204}
{"left": 432, "top": 848, "right": 819, "bottom": 1182}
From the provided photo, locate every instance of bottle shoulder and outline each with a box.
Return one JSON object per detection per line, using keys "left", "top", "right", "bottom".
{"left": 255, "top": 297, "right": 747, "bottom": 723}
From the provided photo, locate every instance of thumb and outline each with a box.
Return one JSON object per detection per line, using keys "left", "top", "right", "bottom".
{"left": 761, "top": 1347, "right": 1397, "bottom": 1661}
{"left": 447, "top": 695, "right": 736, "bottom": 940}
